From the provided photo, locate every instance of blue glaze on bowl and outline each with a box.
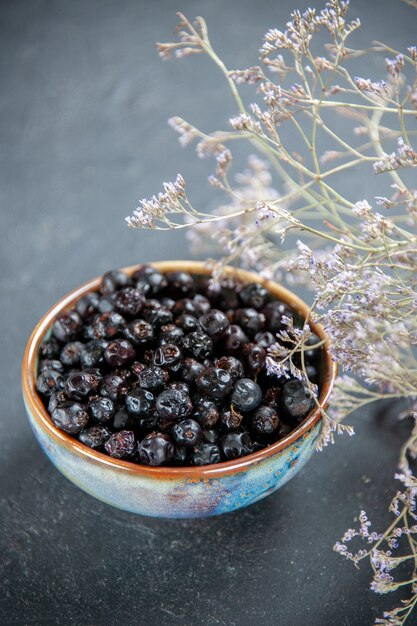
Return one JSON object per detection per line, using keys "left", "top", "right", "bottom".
{"left": 24, "top": 396, "right": 321, "bottom": 518}
{"left": 22, "top": 261, "right": 335, "bottom": 519}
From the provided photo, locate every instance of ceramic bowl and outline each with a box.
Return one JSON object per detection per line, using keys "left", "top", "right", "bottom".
{"left": 22, "top": 261, "right": 336, "bottom": 518}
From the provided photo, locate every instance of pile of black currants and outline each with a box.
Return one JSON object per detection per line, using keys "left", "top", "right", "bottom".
{"left": 36, "top": 266, "right": 321, "bottom": 466}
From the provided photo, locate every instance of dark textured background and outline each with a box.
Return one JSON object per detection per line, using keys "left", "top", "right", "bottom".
{"left": 1, "top": 1, "right": 416, "bottom": 624}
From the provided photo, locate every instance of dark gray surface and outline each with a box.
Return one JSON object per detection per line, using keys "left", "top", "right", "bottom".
{"left": 1, "top": 1, "right": 415, "bottom": 624}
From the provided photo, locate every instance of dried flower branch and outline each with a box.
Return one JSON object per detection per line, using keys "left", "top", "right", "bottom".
{"left": 128, "top": 2, "right": 417, "bottom": 622}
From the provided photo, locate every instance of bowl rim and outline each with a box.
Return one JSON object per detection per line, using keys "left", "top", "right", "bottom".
{"left": 22, "top": 260, "right": 337, "bottom": 478}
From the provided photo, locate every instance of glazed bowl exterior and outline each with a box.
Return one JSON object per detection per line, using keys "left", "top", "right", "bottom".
{"left": 22, "top": 261, "right": 336, "bottom": 518}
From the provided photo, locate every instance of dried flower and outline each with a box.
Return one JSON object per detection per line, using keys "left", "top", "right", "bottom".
{"left": 130, "top": 4, "right": 417, "bottom": 622}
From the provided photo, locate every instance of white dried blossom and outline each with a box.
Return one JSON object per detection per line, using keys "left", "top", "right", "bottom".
{"left": 374, "top": 138, "right": 417, "bottom": 173}
{"left": 354, "top": 76, "right": 388, "bottom": 97}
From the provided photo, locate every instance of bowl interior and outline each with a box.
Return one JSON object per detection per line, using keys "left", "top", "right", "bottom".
{"left": 22, "top": 261, "right": 337, "bottom": 477}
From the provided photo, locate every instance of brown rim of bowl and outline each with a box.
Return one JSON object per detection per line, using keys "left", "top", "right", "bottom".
{"left": 22, "top": 260, "right": 337, "bottom": 479}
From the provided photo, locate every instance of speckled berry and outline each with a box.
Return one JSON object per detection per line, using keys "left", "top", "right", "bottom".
{"left": 60, "top": 341, "right": 84, "bottom": 367}
{"left": 79, "top": 425, "right": 111, "bottom": 449}
{"left": 199, "top": 309, "right": 229, "bottom": 339}
{"left": 279, "top": 379, "right": 314, "bottom": 421}
{"left": 36, "top": 369, "right": 64, "bottom": 397}
{"left": 182, "top": 331, "right": 213, "bottom": 361}
{"left": 52, "top": 310, "right": 83, "bottom": 342}
{"left": 171, "top": 419, "right": 202, "bottom": 447}
{"left": 104, "top": 430, "right": 136, "bottom": 458}
{"left": 156, "top": 389, "right": 192, "bottom": 421}
{"left": 114, "top": 287, "right": 144, "bottom": 317}
{"left": 104, "top": 339, "right": 135, "bottom": 368}
{"left": 251, "top": 405, "right": 280, "bottom": 435}
{"left": 137, "top": 366, "right": 168, "bottom": 390}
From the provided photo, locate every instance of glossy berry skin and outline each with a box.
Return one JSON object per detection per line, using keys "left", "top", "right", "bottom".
{"left": 262, "top": 301, "right": 291, "bottom": 333}
{"left": 137, "top": 366, "right": 168, "bottom": 391}
{"left": 125, "top": 389, "right": 155, "bottom": 418}
{"left": 156, "top": 389, "right": 192, "bottom": 421}
{"left": 166, "top": 271, "right": 194, "bottom": 297}
{"left": 112, "top": 408, "right": 132, "bottom": 431}
{"left": 192, "top": 295, "right": 211, "bottom": 315}
{"left": 167, "top": 381, "right": 190, "bottom": 395}
{"left": 138, "top": 432, "right": 174, "bottom": 466}
{"left": 60, "top": 341, "right": 84, "bottom": 367}
{"left": 64, "top": 371, "right": 99, "bottom": 400}
{"left": 171, "top": 446, "right": 188, "bottom": 466}
{"left": 153, "top": 343, "right": 182, "bottom": 369}
{"left": 224, "top": 325, "right": 249, "bottom": 356}
{"left": 123, "top": 319, "right": 154, "bottom": 346}
{"left": 251, "top": 405, "right": 280, "bottom": 435}
{"left": 100, "top": 270, "right": 131, "bottom": 295}
{"left": 114, "top": 288, "right": 144, "bottom": 318}
{"left": 192, "top": 397, "right": 219, "bottom": 428}
{"left": 181, "top": 358, "right": 205, "bottom": 385}
{"left": 39, "top": 359, "right": 64, "bottom": 374}
{"left": 242, "top": 343, "right": 266, "bottom": 374}
{"left": 52, "top": 310, "right": 83, "bottom": 342}
{"left": 171, "top": 419, "right": 202, "bottom": 447}
{"left": 79, "top": 425, "right": 111, "bottom": 449}
{"left": 278, "top": 422, "right": 292, "bottom": 438}
{"left": 88, "top": 397, "right": 115, "bottom": 423}
{"left": 305, "top": 364, "right": 319, "bottom": 385}
{"left": 160, "top": 297, "right": 176, "bottom": 310}
{"left": 39, "top": 338, "right": 61, "bottom": 360}
{"left": 202, "top": 429, "right": 219, "bottom": 444}
{"left": 80, "top": 339, "right": 108, "bottom": 368}
{"left": 279, "top": 379, "right": 314, "bottom": 421}
{"left": 263, "top": 386, "right": 282, "bottom": 409}
{"left": 234, "top": 308, "right": 265, "bottom": 336}
{"left": 143, "top": 306, "right": 173, "bottom": 328}
{"left": 96, "top": 295, "right": 116, "bottom": 314}
{"left": 239, "top": 283, "right": 269, "bottom": 309}
{"left": 51, "top": 402, "right": 89, "bottom": 434}
{"left": 48, "top": 390, "right": 69, "bottom": 414}
{"left": 208, "top": 285, "right": 239, "bottom": 311}
{"left": 173, "top": 298, "right": 200, "bottom": 317}
{"left": 135, "top": 269, "right": 168, "bottom": 297}
{"left": 182, "top": 331, "right": 213, "bottom": 361}
{"left": 90, "top": 312, "right": 126, "bottom": 340}
{"left": 254, "top": 331, "right": 275, "bottom": 348}
{"left": 190, "top": 443, "right": 221, "bottom": 466}
{"left": 175, "top": 313, "right": 198, "bottom": 333}
{"left": 219, "top": 431, "right": 253, "bottom": 460}
{"left": 104, "top": 339, "right": 136, "bottom": 368}
{"left": 214, "top": 356, "right": 244, "bottom": 381}
{"left": 37, "top": 264, "right": 324, "bottom": 468}
{"left": 199, "top": 309, "right": 229, "bottom": 339}
{"left": 231, "top": 379, "right": 262, "bottom": 413}
{"left": 36, "top": 369, "right": 64, "bottom": 397}
{"left": 219, "top": 409, "right": 243, "bottom": 431}
{"left": 104, "top": 430, "right": 136, "bottom": 458}
{"left": 75, "top": 292, "right": 100, "bottom": 320}
{"left": 158, "top": 324, "right": 184, "bottom": 345}
{"left": 195, "top": 367, "right": 233, "bottom": 399}
{"left": 99, "top": 374, "right": 129, "bottom": 402}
